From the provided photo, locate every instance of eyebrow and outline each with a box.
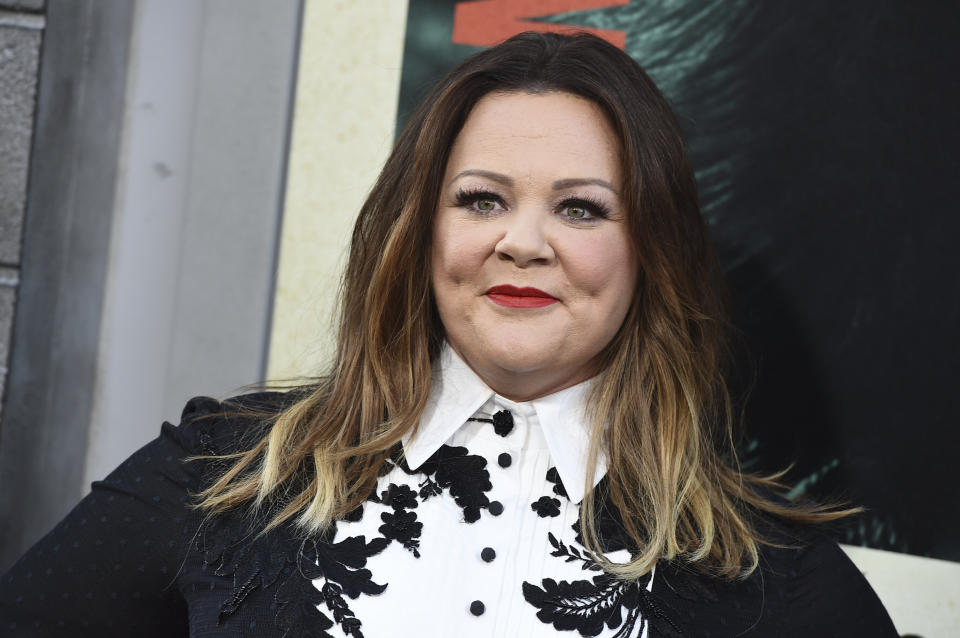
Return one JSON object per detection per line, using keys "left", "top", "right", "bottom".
{"left": 451, "top": 169, "right": 514, "bottom": 186}
{"left": 450, "top": 170, "right": 618, "bottom": 195}
{"left": 551, "top": 177, "right": 618, "bottom": 195}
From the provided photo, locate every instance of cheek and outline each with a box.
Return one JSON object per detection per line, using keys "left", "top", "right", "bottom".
{"left": 431, "top": 220, "right": 494, "bottom": 287}
{"left": 564, "top": 232, "right": 636, "bottom": 299}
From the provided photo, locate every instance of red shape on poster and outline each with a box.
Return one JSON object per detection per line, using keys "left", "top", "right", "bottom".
{"left": 452, "top": 0, "right": 629, "bottom": 50}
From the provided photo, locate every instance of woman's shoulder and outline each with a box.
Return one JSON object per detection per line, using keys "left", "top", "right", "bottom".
{"left": 165, "top": 389, "right": 304, "bottom": 458}
{"left": 0, "top": 390, "right": 306, "bottom": 637}
{"left": 649, "top": 521, "right": 898, "bottom": 637}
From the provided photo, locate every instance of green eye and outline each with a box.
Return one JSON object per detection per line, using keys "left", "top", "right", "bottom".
{"left": 477, "top": 199, "right": 496, "bottom": 211}
{"left": 567, "top": 206, "right": 588, "bottom": 219}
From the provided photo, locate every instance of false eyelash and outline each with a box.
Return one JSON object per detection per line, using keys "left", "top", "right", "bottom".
{"left": 453, "top": 187, "right": 613, "bottom": 221}
{"left": 556, "top": 193, "right": 612, "bottom": 220}
{"left": 454, "top": 186, "right": 504, "bottom": 208}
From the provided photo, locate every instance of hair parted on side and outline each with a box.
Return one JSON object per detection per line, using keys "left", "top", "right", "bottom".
{"left": 193, "top": 30, "right": 854, "bottom": 580}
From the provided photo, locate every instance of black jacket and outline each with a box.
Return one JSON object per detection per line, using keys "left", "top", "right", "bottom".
{"left": 0, "top": 394, "right": 898, "bottom": 637}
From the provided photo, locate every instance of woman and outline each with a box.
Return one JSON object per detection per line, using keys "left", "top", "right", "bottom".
{"left": 1, "top": 32, "right": 896, "bottom": 637}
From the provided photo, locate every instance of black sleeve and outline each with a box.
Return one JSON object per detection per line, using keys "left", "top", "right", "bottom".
{"left": 651, "top": 528, "right": 900, "bottom": 637}
{"left": 785, "top": 535, "right": 899, "bottom": 637}
{"left": 0, "top": 395, "right": 256, "bottom": 637}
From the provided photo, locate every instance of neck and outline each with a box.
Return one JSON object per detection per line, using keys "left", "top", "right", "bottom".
{"left": 450, "top": 344, "right": 597, "bottom": 402}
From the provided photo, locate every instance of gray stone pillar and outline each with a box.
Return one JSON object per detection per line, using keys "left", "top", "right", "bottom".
{"left": 0, "top": 0, "right": 134, "bottom": 571}
{"left": 0, "top": 3, "right": 43, "bottom": 423}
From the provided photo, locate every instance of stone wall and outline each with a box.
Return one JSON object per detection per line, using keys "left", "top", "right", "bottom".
{"left": 0, "top": 2, "right": 43, "bottom": 422}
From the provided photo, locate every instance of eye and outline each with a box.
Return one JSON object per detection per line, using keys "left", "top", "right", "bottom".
{"left": 454, "top": 188, "right": 506, "bottom": 215}
{"left": 475, "top": 198, "right": 498, "bottom": 212}
{"left": 557, "top": 197, "right": 611, "bottom": 222}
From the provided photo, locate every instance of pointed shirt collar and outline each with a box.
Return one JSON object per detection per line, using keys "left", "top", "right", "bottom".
{"left": 402, "top": 343, "right": 607, "bottom": 503}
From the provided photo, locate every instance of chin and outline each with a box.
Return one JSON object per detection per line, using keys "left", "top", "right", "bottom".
{"left": 478, "top": 333, "right": 568, "bottom": 374}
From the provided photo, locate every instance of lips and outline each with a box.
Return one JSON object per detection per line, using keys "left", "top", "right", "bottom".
{"left": 485, "top": 285, "right": 558, "bottom": 308}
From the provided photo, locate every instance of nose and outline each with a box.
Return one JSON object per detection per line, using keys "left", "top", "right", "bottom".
{"left": 494, "top": 208, "right": 555, "bottom": 267}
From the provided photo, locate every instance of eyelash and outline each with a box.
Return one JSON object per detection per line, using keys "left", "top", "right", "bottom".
{"left": 453, "top": 187, "right": 612, "bottom": 222}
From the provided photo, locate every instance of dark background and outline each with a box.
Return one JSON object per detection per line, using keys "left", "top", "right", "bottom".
{"left": 399, "top": 0, "right": 959, "bottom": 561}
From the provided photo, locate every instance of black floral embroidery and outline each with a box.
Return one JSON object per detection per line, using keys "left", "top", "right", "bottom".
{"left": 399, "top": 444, "right": 493, "bottom": 523}
{"left": 199, "top": 513, "right": 294, "bottom": 622}
{"left": 379, "top": 484, "right": 418, "bottom": 510}
{"left": 416, "top": 476, "right": 443, "bottom": 500}
{"left": 379, "top": 510, "right": 422, "bottom": 557}
{"left": 303, "top": 535, "right": 390, "bottom": 599}
{"left": 546, "top": 467, "right": 568, "bottom": 499}
{"left": 532, "top": 496, "right": 562, "bottom": 518}
{"left": 376, "top": 483, "right": 423, "bottom": 556}
{"left": 189, "top": 395, "right": 692, "bottom": 637}
{"left": 523, "top": 533, "right": 684, "bottom": 638}
{"left": 198, "top": 503, "right": 390, "bottom": 637}
{"left": 292, "top": 535, "right": 390, "bottom": 638}
{"left": 321, "top": 582, "right": 362, "bottom": 637}
{"left": 273, "top": 561, "right": 335, "bottom": 638}
{"left": 523, "top": 576, "right": 644, "bottom": 638}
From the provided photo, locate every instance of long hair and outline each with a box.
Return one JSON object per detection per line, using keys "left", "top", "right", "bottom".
{"left": 195, "top": 31, "right": 851, "bottom": 579}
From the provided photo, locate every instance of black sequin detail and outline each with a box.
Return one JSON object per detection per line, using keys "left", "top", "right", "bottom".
{"left": 488, "top": 501, "right": 504, "bottom": 516}
{"left": 481, "top": 547, "right": 496, "bottom": 562}
{"left": 497, "top": 452, "right": 512, "bottom": 468}
{"left": 470, "top": 600, "right": 485, "bottom": 616}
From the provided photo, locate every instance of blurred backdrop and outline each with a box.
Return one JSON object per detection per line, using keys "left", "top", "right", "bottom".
{"left": 0, "top": 1, "right": 957, "bottom": 634}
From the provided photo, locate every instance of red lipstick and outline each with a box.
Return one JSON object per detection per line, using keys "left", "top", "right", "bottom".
{"left": 485, "top": 285, "right": 558, "bottom": 308}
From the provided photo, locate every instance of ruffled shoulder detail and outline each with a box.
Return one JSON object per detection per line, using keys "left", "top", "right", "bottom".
{"left": 171, "top": 392, "right": 296, "bottom": 459}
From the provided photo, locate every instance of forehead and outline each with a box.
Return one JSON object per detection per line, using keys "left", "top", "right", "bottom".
{"left": 444, "top": 91, "right": 621, "bottom": 185}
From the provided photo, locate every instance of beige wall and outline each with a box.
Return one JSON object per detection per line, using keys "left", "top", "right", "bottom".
{"left": 842, "top": 545, "right": 960, "bottom": 638}
{"left": 267, "top": 0, "right": 408, "bottom": 380}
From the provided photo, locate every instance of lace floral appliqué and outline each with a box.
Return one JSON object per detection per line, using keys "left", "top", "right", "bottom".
{"left": 522, "top": 468, "right": 686, "bottom": 637}
{"left": 523, "top": 533, "right": 685, "bottom": 638}
{"left": 198, "top": 442, "right": 495, "bottom": 637}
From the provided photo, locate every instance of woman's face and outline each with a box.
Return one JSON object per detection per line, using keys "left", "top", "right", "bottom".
{"left": 431, "top": 91, "right": 637, "bottom": 401}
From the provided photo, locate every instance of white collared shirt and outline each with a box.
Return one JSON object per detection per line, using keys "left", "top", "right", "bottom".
{"left": 327, "top": 344, "right": 653, "bottom": 637}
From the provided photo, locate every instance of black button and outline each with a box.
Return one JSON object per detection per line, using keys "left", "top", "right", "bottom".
{"left": 492, "top": 410, "right": 514, "bottom": 436}
{"left": 481, "top": 547, "right": 496, "bottom": 562}
{"left": 470, "top": 600, "right": 485, "bottom": 616}
{"left": 497, "top": 452, "right": 512, "bottom": 468}
{"left": 488, "top": 501, "right": 504, "bottom": 516}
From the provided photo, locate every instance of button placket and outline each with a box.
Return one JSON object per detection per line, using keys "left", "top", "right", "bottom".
{"left": 467, "top": 404, "right": 519, "bottom": 623}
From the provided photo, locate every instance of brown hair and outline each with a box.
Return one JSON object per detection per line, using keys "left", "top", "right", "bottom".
{"left": 196, "top": 31, "right": 851, "bottom": 579}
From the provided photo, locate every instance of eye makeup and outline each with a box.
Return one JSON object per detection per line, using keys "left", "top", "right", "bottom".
{"left": 553, "top": 193, "right": 612, "bottom": 221}
{"left": 453, "top": 185, "right": 615, "bottom": 223}
{"left": 454, "top": 186, "right": 505, "bottom": 215}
